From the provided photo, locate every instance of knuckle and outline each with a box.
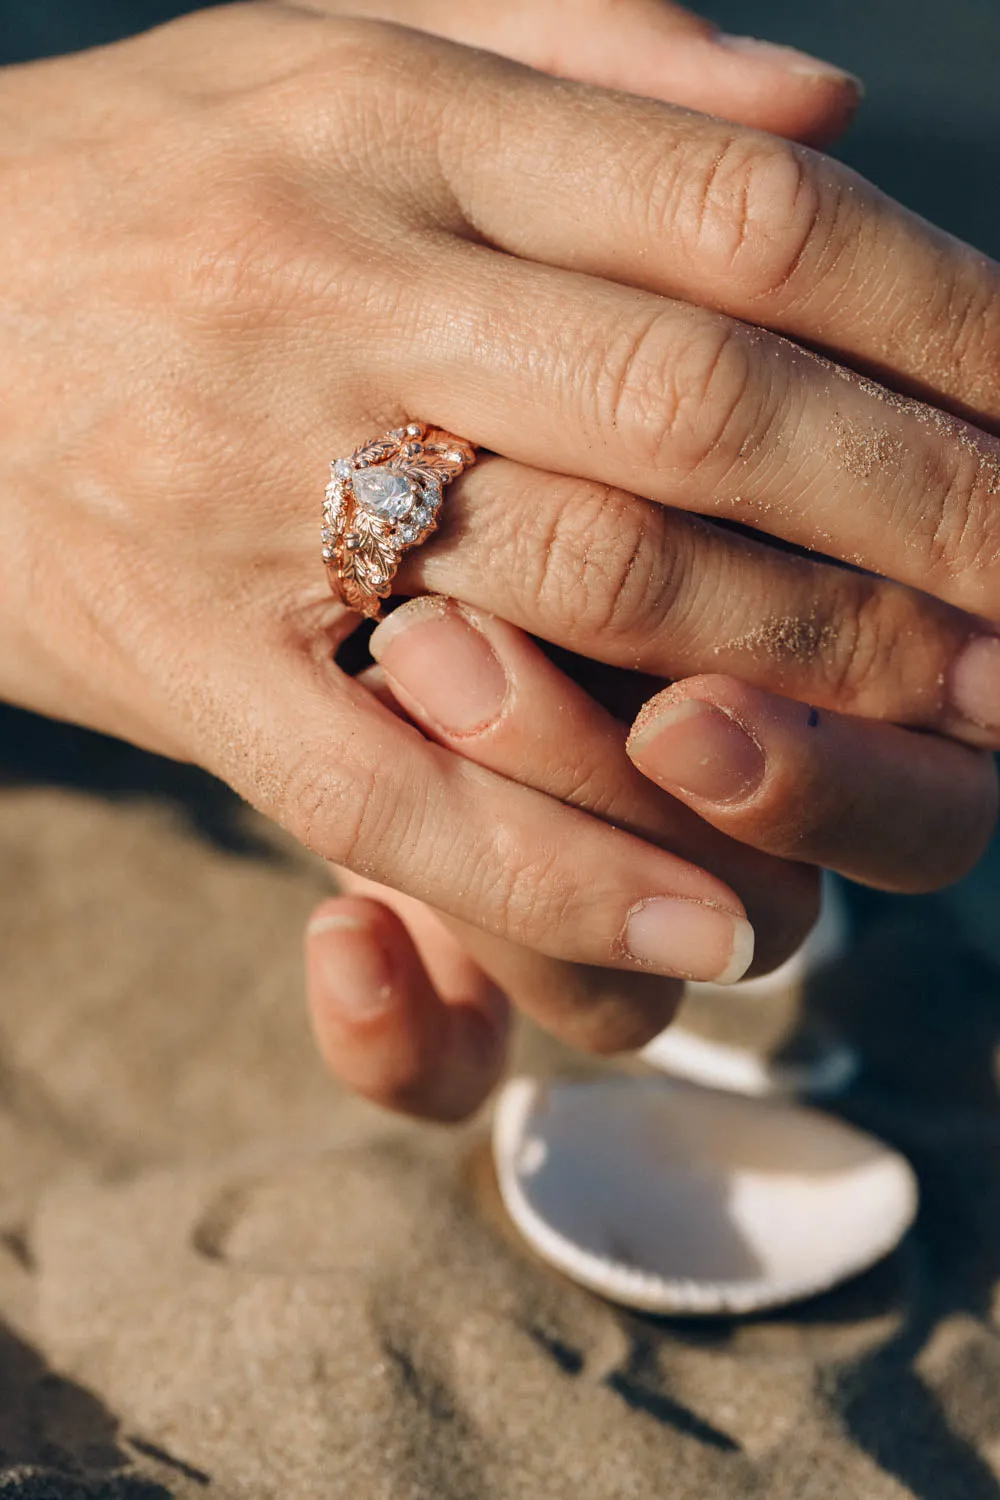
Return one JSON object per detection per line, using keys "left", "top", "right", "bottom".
{"left": 820, "top": 583, "right": 962, "bottom": 725}
{"left": 488, "top": 824, "right": 578, "bottom": 949}
{"left": 167, "top": 178, "right": 417, "bottom": 378}
{"left": 175, "top": 184, "right": 323, "bottom": 328}
{"left": 279, "top": 750, "right": 384, "bottom": 868}
{"left": 918, "top": 449, "right": 1000, "bottom": 605}
{"left": 171, "top": 167, "right": 396, "bottom": 339}
{"left": 598, "top": 309, "right": 759, "bottom": 478}
{"left": 935, "top": 272, "right": 1000, "bottom": 415}
{"left": 586, "top": 505, "right": 692, "bottom": 646}
{"left": 818, "top": 586, "right": 896, "bottom": 712}
{"left": 526, "top": 481, "right": 679, "bottom": 643}
{"left": 869, "top": 241, "right": 1000, "bottom": 420}
{"left": 669, "top": 134, "right": 832, "bottom": 305}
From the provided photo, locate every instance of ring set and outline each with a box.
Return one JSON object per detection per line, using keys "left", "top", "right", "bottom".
{"left": 323, "top": 421, "right": 476, "bottom": 620}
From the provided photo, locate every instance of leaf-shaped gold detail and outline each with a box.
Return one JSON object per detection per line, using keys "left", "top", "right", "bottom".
{"left": 338, "top": 501, "right": 400, "bottom": 619}
{"left": 352, "top": 436, "right": 402, "bottom": 469}
{"left": 402, "top": 445, "right": 471, "bottom": 488}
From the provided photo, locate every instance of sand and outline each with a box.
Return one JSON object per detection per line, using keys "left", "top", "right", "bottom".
{"left": 3, "top": 709, "right": 1000, "bottom": 1499}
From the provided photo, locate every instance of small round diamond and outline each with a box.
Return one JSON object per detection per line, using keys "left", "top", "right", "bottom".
{"left": 333, "top": 458, "right": 353, "bottom": 479}
{"left": 399, "top": 523, "right": 419, "bottom": 544}
{"left": 389, "top": 427, "right": 406, "bottom": 441}
{"left": 406, "top": 423, "right": 423, "bottom": 437}
{"left": 321, "top": 546, "right": 334, "bottom": 561}
{"left": 446, "top": 449, "right": 465, "bottom": 463}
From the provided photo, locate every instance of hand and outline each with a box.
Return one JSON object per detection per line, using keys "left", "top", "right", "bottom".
{"left": 4, "top": 6, "right": 1000, "bottom": 1092}
{"left": 287, "top": 2, "right": 1000, "bottom": 1117}
{"left": 306, "top": 598, "right": 996, "bottom": 1118}
{"left": 298, "top": 0, "right": 868, "bottom": 1112}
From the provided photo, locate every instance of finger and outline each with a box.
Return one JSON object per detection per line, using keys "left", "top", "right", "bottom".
{"left": 369, "top": 595, "right": 817, "bottom": 973}
{"left": 200, "top": 634, "right": 756, "bottom": 984}
{"left": 287, "top": 659, "right": 697, "bottom": 1058}
{"left": 305, "top": 892, "right": 509, "bottom": 1119}
{"left": 396, "top": 456, "right": 1000, "bottom": 751}
{"left": 323, "top": 0, "right": 861, "bottom": 147}
{"left": 401, "top": 244, "right": 1000, "bottom": 633}
{"left": 352, "top": 668, "right": 692, "bottom": 1054}
{"left": 424, "top": 46, "right": 1000, "bottom": 429}
{"left": 626, "top": 676, "right": 999, "bottom": 892}
{"left": 322, "top": 865, "right": 687, "bottom": 1096}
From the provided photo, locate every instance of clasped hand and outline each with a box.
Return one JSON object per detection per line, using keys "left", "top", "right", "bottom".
{"left": 2, "top": 1, "right": 998, "bottom": 1116}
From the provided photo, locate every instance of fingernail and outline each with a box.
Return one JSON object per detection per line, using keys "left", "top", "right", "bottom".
{"left": 623, "top": 898, "right": 755, "bottom": 985}
{"left": 307, "top": 913, "right": 395, "bottom": 1020}
{"left": 627, "top": 698, "right": 765, "bottom": 805}
{"left": 370, "top": 598, "right": 508, "bottom": 736}
{"left": 717, "top": 33, "right": 863, "bottom": 88}
{"left": 951, "top": 636, "right": 1000, "bottom": 738}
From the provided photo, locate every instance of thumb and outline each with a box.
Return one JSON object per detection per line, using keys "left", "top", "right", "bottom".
{"left": 328, "top": 0, "right": 862, "bottom": 148}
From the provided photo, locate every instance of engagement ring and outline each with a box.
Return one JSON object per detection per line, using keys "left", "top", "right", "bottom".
{"left": 323, "top": 422, "right": 476, "bottom": 619}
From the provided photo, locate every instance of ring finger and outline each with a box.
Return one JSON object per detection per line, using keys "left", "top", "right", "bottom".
{"left": 394, "top": 454, "right": 1000, "bottom": 750}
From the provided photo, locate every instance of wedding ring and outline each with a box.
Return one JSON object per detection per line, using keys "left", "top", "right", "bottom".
{"left": 322, "top": 422, "right": 477, "bottom": 620}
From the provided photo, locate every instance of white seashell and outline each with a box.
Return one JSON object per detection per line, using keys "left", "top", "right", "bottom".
{"left": 642, "top": 875, "right": 858, "bottom": 1099}
{"left": 493, "top": 1075, "right": 917, "bottom": 1316}
{"left": 639, "top": 1027, "right": 859, "bottom": 1101}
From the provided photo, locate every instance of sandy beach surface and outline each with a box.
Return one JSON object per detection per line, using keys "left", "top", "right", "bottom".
{"left": 2, "top": 710, "right": 1000, "bottom": 1500}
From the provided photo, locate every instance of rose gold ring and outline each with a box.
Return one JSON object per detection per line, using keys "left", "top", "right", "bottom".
{"left": 322, "top": 421, "right": 477, "bottom": 620}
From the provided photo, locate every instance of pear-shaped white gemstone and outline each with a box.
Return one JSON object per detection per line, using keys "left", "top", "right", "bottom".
{"left": 352, "top": 467, "right": 414, "bottom": 520}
